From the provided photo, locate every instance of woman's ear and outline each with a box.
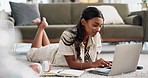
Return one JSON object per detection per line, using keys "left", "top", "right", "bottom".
{"left": 81, "top": 18, "right": 86, "bottom": 26}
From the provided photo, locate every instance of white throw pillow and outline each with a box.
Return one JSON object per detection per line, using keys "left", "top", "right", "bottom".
{"left": 88, "top": 5, "right": 125, "bottom": 24}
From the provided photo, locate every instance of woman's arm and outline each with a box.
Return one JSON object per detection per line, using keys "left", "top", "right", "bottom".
{"left": 65, "top": 55, "right": 111, "bottom": 70}
{"left": 64, "top": 55, "right": 95, "bottom": 70}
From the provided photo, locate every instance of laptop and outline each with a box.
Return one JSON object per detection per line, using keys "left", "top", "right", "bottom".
{"left": 88, "top": 43, "right": 142, "bottom": 76}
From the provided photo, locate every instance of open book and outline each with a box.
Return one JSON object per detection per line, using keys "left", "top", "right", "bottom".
{"left": 40, "top": 69, "right": 85, "bottom": 77}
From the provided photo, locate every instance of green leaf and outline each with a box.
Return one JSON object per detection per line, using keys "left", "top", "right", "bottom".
{"left": 142, "top": 0, "right": 147, "bottom": 3}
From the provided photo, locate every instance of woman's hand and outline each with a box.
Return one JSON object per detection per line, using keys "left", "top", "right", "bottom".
{"left": 92, "top": 58, "right": 112, "bottom": 68}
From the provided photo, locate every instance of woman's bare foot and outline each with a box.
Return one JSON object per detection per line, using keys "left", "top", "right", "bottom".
{"left": 38, "top": 17, "right": 48, "bottom": 29}
{"left": 32, "top": 18, "right": 41, "bottom": 26}
{"left": 32, "top": 17, "right": 48, "bottom": 29}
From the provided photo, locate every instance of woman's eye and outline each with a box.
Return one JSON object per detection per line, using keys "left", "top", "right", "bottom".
{"left": 93, "top": 24, "right": 98, "bottom": 27}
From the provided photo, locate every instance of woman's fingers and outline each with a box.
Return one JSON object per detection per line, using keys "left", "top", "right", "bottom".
{"left": 96, "top": 58, "right": 106, "bottom": 67}
{"left": 101, "top": 60, "right": 109, "bottom": 67}
{"left": 104, "top": 61, "right": 112, "bottom": 67}
{"left": 96, "top": 58, "right": 112, "bottom": 67}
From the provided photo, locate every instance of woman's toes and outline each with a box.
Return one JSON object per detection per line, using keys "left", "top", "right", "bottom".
{"left": 32, "top": 18, "right": 41, "bottom": 25}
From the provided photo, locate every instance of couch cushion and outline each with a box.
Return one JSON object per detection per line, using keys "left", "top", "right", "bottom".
{"left": 88, "top": 5, "right": 125, "bottom": 24}
{"left": 9, "top": 2, "right": 40, "bottom": 26}
{"left": 100, "top": 24, "right": 143, "bottom": 38}
{"left": 15, "top": 25, "right": 74, "bottom": 41}
{"left": 71, "top": 3, "right": 88, "bottom": 24}
{"left": 71, "top": 3, "right": 129, "bottom": 24}
{"left": 39, "top": 3, "right": 71, "bottom": 25}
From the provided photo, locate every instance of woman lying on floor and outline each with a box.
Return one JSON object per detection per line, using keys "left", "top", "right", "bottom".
{"left": 27, "top": 7, "right": 112, "bottom": 74}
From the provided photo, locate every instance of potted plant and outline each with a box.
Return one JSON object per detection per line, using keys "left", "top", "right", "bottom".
{"left": 141, "top": 0, "right": 147, "bottom": 10}
{"left": 142, "top": 0, "right": 147, "bottom": 3}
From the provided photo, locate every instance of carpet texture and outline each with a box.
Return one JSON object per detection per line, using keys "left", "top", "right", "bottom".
{"left": 14, "top": 43, "right": 148, "bottom": 78}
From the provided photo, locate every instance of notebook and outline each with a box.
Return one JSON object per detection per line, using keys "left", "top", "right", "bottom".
{"left": 87, "top": 43, "right": 142, "bottom": 76}
{"left": 40, "top": 69, "right": 84, "bottom": 77}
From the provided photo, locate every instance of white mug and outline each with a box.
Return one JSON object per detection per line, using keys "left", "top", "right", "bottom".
{"left": 42, "top": 61, "right": 50, "bottom": 72}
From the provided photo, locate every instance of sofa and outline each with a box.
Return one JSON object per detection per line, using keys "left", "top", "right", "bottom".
{"left": 8, "top": 3, "right": 145, "bottom": 43}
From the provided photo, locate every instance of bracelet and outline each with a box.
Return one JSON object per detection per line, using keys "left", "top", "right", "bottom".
{"left": 81, "top": 63, "right": 83, "bottom": 69}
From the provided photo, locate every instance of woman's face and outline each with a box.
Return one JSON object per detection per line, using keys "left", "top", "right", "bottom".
{"left": 82, "top": 17, "right": 103, "bottom": 37}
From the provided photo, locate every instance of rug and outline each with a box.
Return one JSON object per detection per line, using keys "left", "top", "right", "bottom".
{"left": 13, "top": 43, "right": 148, "bottom": 78}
